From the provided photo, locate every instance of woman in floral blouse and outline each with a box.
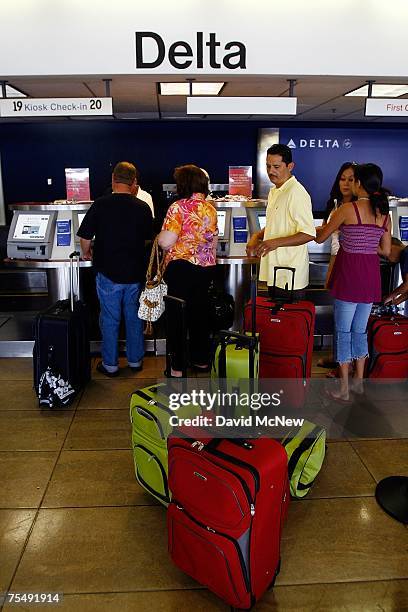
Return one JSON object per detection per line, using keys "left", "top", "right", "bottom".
{"left": 158, "top": 165, "right": 218, "bottom": 377}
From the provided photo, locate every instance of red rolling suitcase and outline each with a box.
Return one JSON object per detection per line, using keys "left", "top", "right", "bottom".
{"left": 167, "top": 433, "right": 289, "bottom": 610}
{"left": 244, "top": 267, "right": 315, "bottom": 406}
{"left": 366, "top": 311, "right": 408, "bottom": 379}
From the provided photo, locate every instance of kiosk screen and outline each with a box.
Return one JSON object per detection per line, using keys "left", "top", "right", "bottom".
{"left": 217, "top": 210, "right": 227, "bottom": 238}
{"left": 13, "top": 214, "right": 51, "bottom": 240}
{"left": 258, "top": 213, "right": 266, "bottom": 231}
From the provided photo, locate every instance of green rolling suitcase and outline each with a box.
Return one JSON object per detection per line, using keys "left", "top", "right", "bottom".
{"left": 130, "top": 382, "right": 201, "bottom": 506}
{"left": 130, "top": 295, "right": 201, "bottom": 506}
{"left": 212, "top": 266, "right": 259, "bottom": 379}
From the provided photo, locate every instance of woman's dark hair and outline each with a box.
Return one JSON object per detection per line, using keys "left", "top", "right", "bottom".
{"left": 174, "top": 164, "right": 209, "bottom": 198}
{"left": 323, "top": 162, "right": 356, "bottom": 221}
{"left": 354, "top": 163, "right": 389, "bottom": 216}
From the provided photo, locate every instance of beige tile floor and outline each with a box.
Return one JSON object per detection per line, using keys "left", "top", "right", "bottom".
{"left": 0, "top": 355, "right": 407, "bottom": 612}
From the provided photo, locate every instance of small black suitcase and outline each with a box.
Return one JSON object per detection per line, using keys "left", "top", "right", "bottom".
{"left": 33, "top": 252, "right": 91, "bottom": 407}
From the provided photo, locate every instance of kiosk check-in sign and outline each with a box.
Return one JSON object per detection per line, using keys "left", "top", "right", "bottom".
{"left": 0, "top": 97, "right": 113, "bottom": 118}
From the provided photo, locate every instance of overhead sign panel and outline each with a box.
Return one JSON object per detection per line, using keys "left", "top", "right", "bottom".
{"left": 187, "top": 96, "right": 297, "bottom": 115}
{"left": 0, "top": 98, "right": 113, "bottom": 118}
{"left": 1, "top": 2, "right": 408, "bottom": 76}
{"left": 365, "top": 98, "right": 408, "bottom": 117}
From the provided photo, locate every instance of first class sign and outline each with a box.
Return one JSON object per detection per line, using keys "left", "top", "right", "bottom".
{"left": 0, "top": 98, "right": 113, "bottom": 118}
{"left": 365, "top": 98, "right": 408, "bottom": 117}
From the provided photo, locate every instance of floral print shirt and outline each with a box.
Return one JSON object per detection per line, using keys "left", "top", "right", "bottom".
{"left": 162, "top": 193, "right": 217, "bottom": 267}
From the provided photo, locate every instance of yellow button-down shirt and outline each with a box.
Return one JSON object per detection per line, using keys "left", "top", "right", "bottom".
{"left": 259, "top": 176, "right": 316, "bottom": 290}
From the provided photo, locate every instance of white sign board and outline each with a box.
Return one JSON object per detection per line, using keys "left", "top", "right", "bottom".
{"left": 187, "top": 97, "right": 297, "bottom": 115}
{"left": 0, "top": 1, "right": 408, "bottom": 77}
{"left": 365, "top": 98, "right": 408, "bottom": 117}
{"left": 0, "top": 98, "right": 113, "bottom": 118}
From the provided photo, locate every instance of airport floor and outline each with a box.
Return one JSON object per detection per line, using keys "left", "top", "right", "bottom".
{"left": 0, "top": 354, "right": 407, "bottom": 612}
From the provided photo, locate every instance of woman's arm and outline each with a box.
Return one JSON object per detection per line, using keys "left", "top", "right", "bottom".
{"left": 377, "top": 215, "right": 392, "bottom": 257}
{"left": 315, "top": 206, "right": 346, "bottom": 243}
{"left": 157, "top": 230, "right": 178, "bottom": 251}
{"left": 157, "top": 202, "right": 182, "bottom": 251}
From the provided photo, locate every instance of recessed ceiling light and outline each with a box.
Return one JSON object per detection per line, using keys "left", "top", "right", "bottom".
{"left": 159, "top": 82, "right": 224, "bottom": 96}
{"left": 192, "top": 82, "right": 224, "bottom": 95}
{"left": 159, "top": 83, "right": 190, "bottom": 96}
{"left": 345, "top": 84, "right": 408, "bottom": 97}
{"left": 0, "top": 84, "right": 27, "bottom": 98}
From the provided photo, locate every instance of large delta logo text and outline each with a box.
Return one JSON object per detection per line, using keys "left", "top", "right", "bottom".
{"left": 135, "top": 32, "right": 246, "bottom": 69}
{"left": 287, "top": 138, "right": 353, "bottom": 149}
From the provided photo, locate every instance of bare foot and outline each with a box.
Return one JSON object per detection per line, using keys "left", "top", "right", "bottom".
{"left": 351, "top": 379, "right": 364, "bottom": 395}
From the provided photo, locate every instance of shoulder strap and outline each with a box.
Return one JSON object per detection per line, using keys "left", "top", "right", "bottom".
{"left": 381, "top": 214, "right": 389, "bottom": 229}
{"left": 352, "top": 201, "right": 362, "bottom": 224}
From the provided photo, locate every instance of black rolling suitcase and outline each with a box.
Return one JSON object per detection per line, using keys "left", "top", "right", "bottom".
{"left": 33, "top": 251, "right": 91, "bottom": 407}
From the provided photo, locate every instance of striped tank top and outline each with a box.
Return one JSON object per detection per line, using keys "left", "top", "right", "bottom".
{"left": 328, "top": 202, "right": 388, "bottom": 303}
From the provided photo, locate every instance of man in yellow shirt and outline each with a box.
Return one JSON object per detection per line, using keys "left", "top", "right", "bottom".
{"left": 247, "top": 144, "right": 316, "bottom": 300}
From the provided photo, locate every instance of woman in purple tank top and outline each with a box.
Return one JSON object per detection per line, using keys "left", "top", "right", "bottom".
{"left": 315, "top": 164, "right": 391, "bottom": 401}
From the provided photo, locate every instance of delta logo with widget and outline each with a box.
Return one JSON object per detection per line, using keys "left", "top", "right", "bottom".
{"left": 286, "top": 138, "right": 353, "bottom": 149}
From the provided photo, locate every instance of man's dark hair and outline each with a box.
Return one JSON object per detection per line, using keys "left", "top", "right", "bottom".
{"left": 174, "top": 164, "right": 209, "bottom": 198}
{"left": 266, "top": 144, "right": 292, "bottom": 165}
{"left": 113, "top": 161, "right": 137, "bottom": 186}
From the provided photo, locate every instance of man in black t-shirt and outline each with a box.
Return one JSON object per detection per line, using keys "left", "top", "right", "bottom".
{"left": 77, "top": 162, "right": 153, "bottom": 377}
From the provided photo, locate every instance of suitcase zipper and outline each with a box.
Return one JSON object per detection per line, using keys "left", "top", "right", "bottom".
{"left": 188, "top": 440, "right": 259, "bottom": 500}
{"left": 135, "top": 444, "right": 169, "bottom": 502}
{"left": 173, "top": 501, "right": 251, "bottom": 593}
{"left": 134, "top": 405, "right": 165, "bottom": 439}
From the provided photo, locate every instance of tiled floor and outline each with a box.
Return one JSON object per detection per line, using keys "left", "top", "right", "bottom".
{"left": 0, "top": 355, "right": 407, "bottom": 611}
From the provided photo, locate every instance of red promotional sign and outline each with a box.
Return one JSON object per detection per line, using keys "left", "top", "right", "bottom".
{"left": 228, "top": 166, "right": 252, "bottom": 197}
{"left": 65, "top": 168, "right": 91, "bottom": 201}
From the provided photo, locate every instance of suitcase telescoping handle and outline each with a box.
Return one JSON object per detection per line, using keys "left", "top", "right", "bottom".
{"left": 218, "top": 330, "right": 257, "bottom": 379}
{"left": 69, "top": 251, "right": 81, "bottom": 312}
{"left": 270, "top": 266, "right": 296, "bottom": 303}
{"left": 250, "top": 262, "right": 257, "bottom": 338}
{"left": 164, "top": 294, "right": 188, "bottom": 378}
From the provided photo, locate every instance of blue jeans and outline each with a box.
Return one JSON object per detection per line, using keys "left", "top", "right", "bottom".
{"left": 96, "top": 273, "right": 144, "bottom": 371}
{"left": 334, "top": 299, "right": 372, "bottom": 365}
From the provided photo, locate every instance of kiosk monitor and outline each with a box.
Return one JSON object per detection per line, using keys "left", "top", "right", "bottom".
{"left": 257, "top": 212, "right": 266, "bottom": 231}
{"left": 7, "top": 210, "right": 56, "bottom": 259}
{"left": 77, "top": 212, "right": 86, "bottom": 228}
{"left": 216, "top": 210, "right": 227, "bottom": 238}
{"left": 13, "top": 214, "right": 51, "bottom": 240}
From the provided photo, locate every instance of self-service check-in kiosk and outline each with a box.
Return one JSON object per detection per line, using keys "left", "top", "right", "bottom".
{"left": 7, "top": 210, "right": 57, "bottom": 259}
{"left": 6, "top": 202, "right": 93, "bottom": 303}
{"left": 215, "top": 199, "right": 267, "bottom": 258}
{"left": 390, "top": 198, "right": 408, "bottom": 245}
{"left": 7, "top": 202, "right": 92, "bottom": 261}
{"left": 213, "top": 199, "right": 267, "bottom": 328}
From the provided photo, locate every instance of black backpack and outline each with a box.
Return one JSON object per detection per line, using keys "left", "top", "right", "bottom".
{"left": 208, "top": 283, "right": 235, "bottom": 332}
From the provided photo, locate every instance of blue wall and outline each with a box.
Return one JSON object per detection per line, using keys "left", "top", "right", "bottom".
{"left": 1, "top": 120, "right": 408, "bottom": 221}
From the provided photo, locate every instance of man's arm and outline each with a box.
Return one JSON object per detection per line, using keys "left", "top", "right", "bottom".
{"left": 256, "top": 232, "right": 314, "bottom": 257}
{"left": 384, "top": 278, "right": 408, "bottom": 306}
{"left": 80, "top": 238, "right": 92, "bottom": 261}
{"left": 246, "top": 229, "right": 265, "bottom": 256}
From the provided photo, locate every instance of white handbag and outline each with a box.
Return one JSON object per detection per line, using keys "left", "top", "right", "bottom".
{"left": 138, "top": 237, "right": 167, "bottom": 332}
